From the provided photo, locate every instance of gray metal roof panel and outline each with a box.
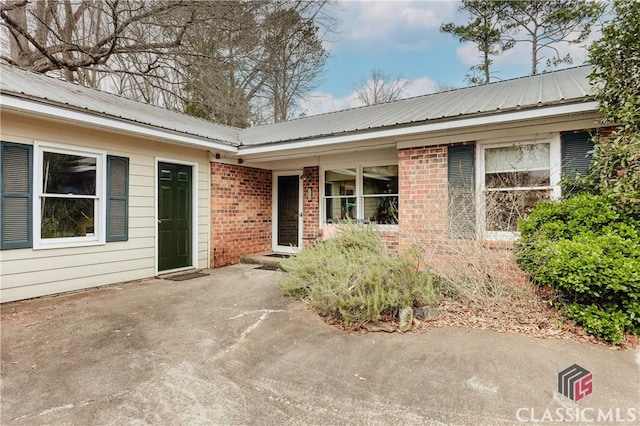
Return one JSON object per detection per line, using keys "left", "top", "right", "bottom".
{"left": 239, "top": 66, "right": 594, "bottom": 146}
{"left": 1, "top": 64, "right": 594, "bottom": 149}
{"left": 0, "top": 64, "right": 240, "bottom": 146}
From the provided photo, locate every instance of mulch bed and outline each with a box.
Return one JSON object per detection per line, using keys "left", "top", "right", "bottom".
{"left": 316, "top": 292, "right": 639, "bottom": 349}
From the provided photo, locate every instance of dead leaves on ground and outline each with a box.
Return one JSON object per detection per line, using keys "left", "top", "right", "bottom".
{"left": 317, "top": 291, "right": 637, "bottom": 349}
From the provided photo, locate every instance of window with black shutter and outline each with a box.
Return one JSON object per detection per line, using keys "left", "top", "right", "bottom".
{"left": 0, "top": 141, "right": 129, "bottom": 249}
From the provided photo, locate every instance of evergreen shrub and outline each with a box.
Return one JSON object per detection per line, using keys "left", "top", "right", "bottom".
{"left": 515, "top": 194, "right": 640, "bottom": 343}
{"left": 278, "top": 225, "right": 436, "bottom": 326}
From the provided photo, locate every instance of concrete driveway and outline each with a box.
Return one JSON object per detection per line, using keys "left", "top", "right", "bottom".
{"left": 1, "top": 264, "right": 638, "bottom": 425}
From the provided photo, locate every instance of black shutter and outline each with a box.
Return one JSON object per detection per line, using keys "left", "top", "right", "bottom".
{"left": 562, "top": 132, "right": 594, "bottom": 180}
{"left": 1, "top": 142, "right": 33, "bottom": 249}
{"left": 448, "top": 145, "right": 475, "bottom": 238}
{"left": 106, "top": 155, "right": 129, "bottom": 242}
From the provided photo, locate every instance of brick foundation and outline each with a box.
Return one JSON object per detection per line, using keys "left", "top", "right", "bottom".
{"left": 210, "top": 163, "right": 272, "bottom": 267}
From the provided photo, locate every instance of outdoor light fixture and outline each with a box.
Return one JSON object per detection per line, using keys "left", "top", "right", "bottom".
{"left": 307, "top": 187, "right": 313, "bottom": 202}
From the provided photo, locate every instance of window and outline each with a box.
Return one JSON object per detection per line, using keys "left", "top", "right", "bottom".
{"left": 324, "top": 169, "right": 356, "bottom": 222}
{"left": 478, "top": 139, "right": 560, "bottom": 238}
{"left": 323, "top": 165, "right": 398, "bottom": 225}
{"left": 35, "top": 144, "right": 105, "bottom": 247}
{"left": 2, "top": 141, "right": 129, "bottom": 250}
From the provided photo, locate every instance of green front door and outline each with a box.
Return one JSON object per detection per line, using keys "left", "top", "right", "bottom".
{"left": 158, "top": 162, "right": 192, "bottom": 272}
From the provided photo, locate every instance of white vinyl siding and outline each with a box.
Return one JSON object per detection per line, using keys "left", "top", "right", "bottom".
{"left": 0, "top": 112, "right": 210, "bottom": 303}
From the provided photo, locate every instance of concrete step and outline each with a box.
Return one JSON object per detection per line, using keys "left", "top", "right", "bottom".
{"left": 239, "top": 253, "right": 292, "bottom": 269}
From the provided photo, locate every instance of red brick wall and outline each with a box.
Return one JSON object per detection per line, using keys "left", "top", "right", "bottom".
{"left": 380, "top": 232, "right": 399, "bottom": 253}
{"left": 210, "top": 163, "right": 272, "bottom": 267}
{"left": 398, "top": 145, "right": 449, "bottom": 251}
{"left": 302, "top": 166, "right": 320, "bottom": 247}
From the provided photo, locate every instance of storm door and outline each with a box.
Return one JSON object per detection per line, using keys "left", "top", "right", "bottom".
{"left": 273, "top": 172, "right": 302, "bottom": 253}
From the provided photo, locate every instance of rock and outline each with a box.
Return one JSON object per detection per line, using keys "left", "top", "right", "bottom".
{"left": 364, "top": 321, "right": 395, "bottom": 333}
{"left": 399, "top": 306, "right": 413, "bottom": 331}
{"left": 413, "top": 306, "right": 439, "bottom": 320}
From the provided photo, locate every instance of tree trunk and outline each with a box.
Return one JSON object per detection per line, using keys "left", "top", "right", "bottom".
{"left": 6, "top": 1, "right": 30, "bottom": 66}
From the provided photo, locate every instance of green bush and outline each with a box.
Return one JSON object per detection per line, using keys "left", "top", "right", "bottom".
{"left": 515, "top": 194, "right": 640, "bottom": 343}
{"left": 278, "top": 225, "right": 436, "bottom": 326}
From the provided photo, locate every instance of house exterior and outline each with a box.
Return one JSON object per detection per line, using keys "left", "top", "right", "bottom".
{"left": 0, "top": 64, "right": 604, "bottom": 302}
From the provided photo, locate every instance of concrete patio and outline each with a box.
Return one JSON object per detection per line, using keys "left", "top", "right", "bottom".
{"left": 1, "top": 264, "right": 638, "bottom": 425}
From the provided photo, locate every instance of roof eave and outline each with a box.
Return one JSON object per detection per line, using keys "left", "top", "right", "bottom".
{"left": 0, "top": 93, "right": 240, "bottom": 153}
{"left": 238, "top": 100, "right": 599, "bottom": 156}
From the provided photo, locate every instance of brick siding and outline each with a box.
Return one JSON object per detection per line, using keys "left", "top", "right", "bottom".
{"left": 302, "top": 166, "right": 320, "bottom": 246}
{"left": 210, "top": 163, "right": 272, "bottom": 267}
{"left": 398, "top": 145, "right": 449, "bottom": 251}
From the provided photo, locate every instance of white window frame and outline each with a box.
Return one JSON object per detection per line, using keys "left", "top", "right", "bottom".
{"left": 476, "top": 135, "right": 561, "bottom": 241}
{"left": 33, "top": 142, "right": 106, "bottom": 249}
{"left": 320, "top": 161, "right": 399, "bottom": 231}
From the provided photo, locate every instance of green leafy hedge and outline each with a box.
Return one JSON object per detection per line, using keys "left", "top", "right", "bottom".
{"left": 515, "top": 194, "right": 640, "bottom": 343}
{"left": 278, "top": 225, "right": 436, "bottom": 326}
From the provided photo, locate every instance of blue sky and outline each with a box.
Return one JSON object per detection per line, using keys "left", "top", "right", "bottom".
{"left": 299, "top": 0, "right": 600, "bottom": 116}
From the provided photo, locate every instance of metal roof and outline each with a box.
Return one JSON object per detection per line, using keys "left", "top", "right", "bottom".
{"left": 1, "top": 64, "right": 594, "bottom": 149}
{"left": 239, "top": 66, "right": 594, "bottom": 145}
{"left": 0, "top": 64, "right": 240, "bottom": 146}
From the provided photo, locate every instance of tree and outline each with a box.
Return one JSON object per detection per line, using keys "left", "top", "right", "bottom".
{"left": 353, "top": 69, "right": 409, "bottom": 106}
{"left": 258, "top": 2, "right": 329, "bottom": 123}
{"left": 440, "top": 0, "right": 513, "bottom": 85}
{"left": 182, "top": 1, "right": 260, "bottom": 127}
{"left": 0, "top": 0, "right": 333, "bottom": 125}
{"left": 587, "top": 0, "right": 640, "bottom": 215}
{"left": 1, "top": 0, "right": 193, "bottom": 81}
{"left": 504, "top": 0, "right": 604, "bottom": 75}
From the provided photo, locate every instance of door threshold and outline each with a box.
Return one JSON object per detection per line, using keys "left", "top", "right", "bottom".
{"left": 157, "top": 266, "right": 196, "bottom": 277}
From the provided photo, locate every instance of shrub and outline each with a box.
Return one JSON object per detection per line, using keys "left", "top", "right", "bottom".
{"left": 278, "top": 225, "right": 436, "bottom": 326}
{"left": 515, "top": 194, "right": 640, "bottom": 343}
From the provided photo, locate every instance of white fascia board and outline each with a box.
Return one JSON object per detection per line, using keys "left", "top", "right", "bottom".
{"left": 1, "top": 95, "right": 239, "bottom": 153}
{"left": 238, "top": 101, "right": 599, "bottom": 156}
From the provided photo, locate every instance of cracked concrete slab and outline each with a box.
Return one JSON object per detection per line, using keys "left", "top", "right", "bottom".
{"left": 1, "top": 264, "right": 639, "bottom": 425}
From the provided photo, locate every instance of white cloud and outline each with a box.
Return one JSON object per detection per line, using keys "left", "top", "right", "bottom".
{"left": 401, "top": 76, "right": 439, "bottom": 97}
{"left": 299, "top": 75, "right": 439, "bottom": 117}
{"left": 455, "top": 42, "right": 479, "bottom": 66}
{"left": 298, "top": 91, "right": 361, "bottom": 117}
{"left": 338, "top": 0, "right": 457, "bottom": 49}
